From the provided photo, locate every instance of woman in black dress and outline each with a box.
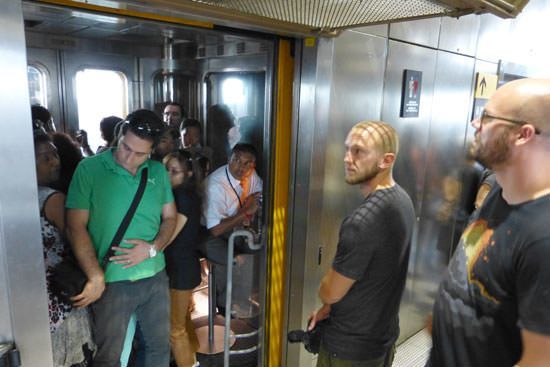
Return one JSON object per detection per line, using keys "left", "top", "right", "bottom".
{"left": 163, "top": 150, "right": 205, "bottom": 367}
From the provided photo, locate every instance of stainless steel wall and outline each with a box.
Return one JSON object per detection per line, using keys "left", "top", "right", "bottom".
{"left": 286, "top": 6, "right": 509, "bottom": 367}
{"left": 286, "top": 32, "right": 388, "bottom": 366}
{"left": 0, "top": 1, "right": 53, "bottom": 366}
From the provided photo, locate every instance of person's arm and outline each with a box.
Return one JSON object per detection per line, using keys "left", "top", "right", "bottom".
{"left": 66, "top": 208, "right": 105, "bottom": 308}
{"left": 319, "top": 268, "right": 356, "bottom": 305}
{"left": 44, "top": 192, "right": 66, "bottom": 233}
{"left": 515, "top": 329, "right": 550, "bottom": 367}
{"left": 209, "top": 192, "right": 260, "bottom": 237}
{"left": 75, "top": 129, "right": 95, "bottom": 157}
{"left": 167, "top": 213, "right": 188, "bottom": 245}
{"left": 111, "top": 201, "right": 177, "bottom": 267}
{"left": 307, "top": 303, "right": 331, "bottom": 331}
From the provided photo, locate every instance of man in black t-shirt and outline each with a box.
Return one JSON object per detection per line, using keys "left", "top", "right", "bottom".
{"left": 428, "top": 78, "right": 550, "bottom": 367}
{"left": 308, "top": 121, "right": 415, "bottom": 366}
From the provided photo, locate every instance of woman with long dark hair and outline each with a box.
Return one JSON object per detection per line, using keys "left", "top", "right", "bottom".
{"left": 34, "top": 132, "right": 95, "bottom": 366}
{"left": 163, "top": 150, "right": 206, "bottom": 367}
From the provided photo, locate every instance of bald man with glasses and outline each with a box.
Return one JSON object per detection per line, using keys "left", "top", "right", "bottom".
{"left": 428, "top": 78, "right": 550, "bottom": 367}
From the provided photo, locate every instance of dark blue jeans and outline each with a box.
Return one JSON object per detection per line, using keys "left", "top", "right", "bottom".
{"left": 91, "top": 271, "right": 170, "bottom": 367}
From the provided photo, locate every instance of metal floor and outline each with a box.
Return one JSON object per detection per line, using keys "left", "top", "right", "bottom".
{"left": 192, "top": 267, "right": 433, "bottom": 367}
{"left": 393, "top": 329, "right": 432, "bottom": 367}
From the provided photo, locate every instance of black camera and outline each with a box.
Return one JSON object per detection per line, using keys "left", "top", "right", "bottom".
{"left": 287, "top": 320, "right": 326, "bottom": 354}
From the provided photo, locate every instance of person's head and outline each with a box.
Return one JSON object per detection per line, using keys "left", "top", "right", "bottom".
{"left": 31, "top": 105, "right": 56, "bottom": 133}
{"left": 50, "top": 132, "right": 83, "bottom": 193}
{"left": 100, "top": 116, "right": 123, "bottom": 145}
{"left": 33, "top": 132, "right": 60, "bottom": 186}
{"left": 470, "top": 78, "right": 550, "bottom": 171}
{"left": 163, "top": 102, "right": 184, "bottom": 128}
{"left": 228, "top": 143, "right": 257, "bottom": 180}
{"left": 195, "top": 154, "right": 211, "bottom": 178}
{"left": 163, "top": 150, "right": 206, "bottom": 193}
{"left": 180, "top": 119, "right": 202, "bottom": 148}
{"left": 344, "top": 121, "right": 399, "bottom": 186}
{"left": 116, "top": 109, "right": 163, "bottom": 173}
{"left": 163, "top": 149, "right": 193, "bottom": 188}
{"left": 154, "top": 127, "right": 180, "bottom": 160}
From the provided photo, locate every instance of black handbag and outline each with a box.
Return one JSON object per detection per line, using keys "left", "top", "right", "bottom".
{"left": 50, "top": 168, "right": 149, "bottom": 302}
{"left": 49, "top": 252, "right": 87, "bottom": 302}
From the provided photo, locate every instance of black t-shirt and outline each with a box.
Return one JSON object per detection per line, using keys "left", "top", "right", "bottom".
{"left": 165, "top": 186, "right": 202, "bottom": 290}
{"left": 429, "top": 185, "right": 550, "bottom": 367}
{"left": 322, "top": 184, "right": 415, "bottom": 360}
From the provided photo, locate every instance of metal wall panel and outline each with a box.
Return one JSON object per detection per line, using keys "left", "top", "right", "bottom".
{"left": 0, "top": 1, "right": 53, "bottom": 365}
{"left": 285, "top": 31, "right": 388, "bottom": 366}
{"left": 476, "top": 14, "right": 511, "bottom": 62}
{"left": 381, "top": 40, "right": 438, "bottom": 340}
{"left": 352, "top": 24, "right": 389, "bottom": 38}
{"left": 439, "top": 14, "right": 480, "bottom": 56}
{"left": 26, "top": 47, "right": 62, "bottom": 129}
{"left": 139, "top": 57, "right": 198, "bottom": 113}
{"left": 389, "top": 17, "right": 441, "bottom": 48}
{"left": 317, "top": 30, "right": 388, "bottom": 289}
{"left": 285, "top": 37, "right": 334, "bottom": 367}
{"left": 408, "top": 49, "right": 476, "bottom": 335}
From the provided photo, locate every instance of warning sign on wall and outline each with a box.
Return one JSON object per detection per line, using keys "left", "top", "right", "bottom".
{"left": 474, "top": 73, "right": 498, "bottom": 99}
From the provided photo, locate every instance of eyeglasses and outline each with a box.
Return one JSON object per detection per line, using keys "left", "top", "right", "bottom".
{"left": 230, "top": 154, "right": 255, "bottom": 168}
{"left": 479, "top": 110, "right": 541, "bottom": 135}
{"left": 124, "top": 120, "right": 163, "bottom": 136}
{"left": 167, "top": 168, "right": 185, "bottom": 176}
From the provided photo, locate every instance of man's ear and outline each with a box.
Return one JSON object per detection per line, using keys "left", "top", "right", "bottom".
{"left": 515, "top": 124, "right": 538, "bottom": 146}
{"left": 379, "top": 153, "right": 396, "bottom": 169}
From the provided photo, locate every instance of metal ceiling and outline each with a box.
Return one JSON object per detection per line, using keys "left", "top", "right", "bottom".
{"left": 192, "top": 0, "right": 451, "bottom": 30}
{"left": 30, "top": 0, "right": 529, "bottom": 37}
{"left": 172, "top": 0, "right": 530, "bottom": 34}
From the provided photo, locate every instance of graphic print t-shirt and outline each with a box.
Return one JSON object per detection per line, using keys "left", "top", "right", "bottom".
{"left": 428, "top": 185, "right": 550, "bottom": 367}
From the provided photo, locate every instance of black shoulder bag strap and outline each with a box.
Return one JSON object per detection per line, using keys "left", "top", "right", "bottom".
{"left": 101, "top": 168, "right": 149, "bottom": 269}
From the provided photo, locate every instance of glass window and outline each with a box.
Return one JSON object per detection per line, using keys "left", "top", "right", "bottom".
{"left": 75, "top": 68, "right": 128, "bottom": 152}
{"left": 27, "top": 64, "right": 48, "bottom": 107}
{"left": 221, "top": 77, "right": 246, "bottom": 118}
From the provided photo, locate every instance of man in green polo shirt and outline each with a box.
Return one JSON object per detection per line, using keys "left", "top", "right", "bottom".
{"left": 66, "top": 109, "right": 176, "bottom": 367}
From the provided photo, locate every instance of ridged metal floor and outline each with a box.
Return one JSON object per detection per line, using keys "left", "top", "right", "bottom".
{"left": 393, "top": 329, "right": 432, "bottom": 367}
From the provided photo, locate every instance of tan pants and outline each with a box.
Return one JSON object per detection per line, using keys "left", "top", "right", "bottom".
{"left": 170, "top": 289, "right": 199, "bottom": 367}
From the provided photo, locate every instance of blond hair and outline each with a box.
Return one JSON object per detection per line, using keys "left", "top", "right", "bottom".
{"left": 351, "top": 121, "right": 399, "bottom": 156}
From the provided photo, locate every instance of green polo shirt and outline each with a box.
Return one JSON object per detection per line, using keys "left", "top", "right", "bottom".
{"left": 66, "top": 149, "right": 174, "bottom": 283}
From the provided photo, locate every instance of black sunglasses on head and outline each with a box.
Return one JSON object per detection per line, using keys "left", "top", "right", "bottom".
{"left": 124, "top": 120, "right": 163, "bottom": 135}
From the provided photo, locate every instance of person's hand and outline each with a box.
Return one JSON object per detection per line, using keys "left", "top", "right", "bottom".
{"left": 242, "top": 192, "right": 261, "bottom": 216}
{"left": 110, "top": 239, "right": 155, "bottom": 268}
{"left": 71, "top": 275, "right": 105, "bottom": 308}
{"left": 308, "top": 304, "right": 331, "bottom": 331}
{"left": 75, "top": 129, "right": 89, "bottom": 147}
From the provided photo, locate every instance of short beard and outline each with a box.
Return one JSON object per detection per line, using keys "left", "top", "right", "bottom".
{"left": 345, "top": 165, "right": 381, "bottom": 185}
{"left": 474, "top": 129, "right": 513, "bottom": 169}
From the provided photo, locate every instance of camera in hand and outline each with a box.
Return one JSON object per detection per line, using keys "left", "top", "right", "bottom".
{"left": 287, "top": 319, "right": 326, "bottom": 354}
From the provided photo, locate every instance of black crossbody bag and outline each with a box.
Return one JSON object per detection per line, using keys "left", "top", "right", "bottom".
{"left": 51, "top": 168, "right": 149, "bottom": 302}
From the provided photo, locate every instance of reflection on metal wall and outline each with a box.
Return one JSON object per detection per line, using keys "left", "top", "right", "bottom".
{"left": 287, "top": 13, "right": 489, "bottom": 364}
{"left": 382, "top": 40, "right": 439, "bottom": 340}
{"left": 318, "top": 30, "right": 388, "bottom": 296}
{"left": 0, "top": 1, "right": 53, "bottom": 366}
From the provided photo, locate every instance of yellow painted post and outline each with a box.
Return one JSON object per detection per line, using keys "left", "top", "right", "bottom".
{"left": 266, "top": 39, "right": 294, "bottom": 367}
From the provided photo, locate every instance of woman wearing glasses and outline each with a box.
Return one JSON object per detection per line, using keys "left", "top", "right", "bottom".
{"left": 163, "top": 150, "right": 207, "bottom": 367}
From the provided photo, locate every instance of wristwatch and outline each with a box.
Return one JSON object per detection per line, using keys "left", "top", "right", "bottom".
{"left": 148, "top": 244, "right": 157, "bottom": 258}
